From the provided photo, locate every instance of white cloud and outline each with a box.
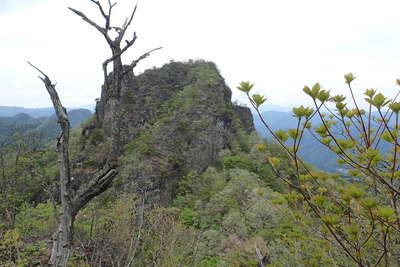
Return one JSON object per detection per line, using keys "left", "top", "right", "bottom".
{"left": 1, "top": 0, "right": 400, "bottom": 108}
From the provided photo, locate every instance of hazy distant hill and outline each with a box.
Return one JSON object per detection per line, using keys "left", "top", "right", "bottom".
{"left": 0, "top": 106, "right": 55, "bottom": 118}
{"left": 0, "top": 109, "right": 92, "bottom": 146}
{"left": 253, "top": 110, "right": 340, "bottom": 173}
{"left": 0, "top": 105, "right": 96, "bottom": 118}
{"left": 0, "top": 114, "right": 46, "bottom": 141}
{"left": 0, "top": 113, "right": 44, "bottom": 125}
{"left": 253, "top": 109, "right": 393, "bottom": 173}
{"left": 35, "top": 109, "right": 93, "bottom": 141}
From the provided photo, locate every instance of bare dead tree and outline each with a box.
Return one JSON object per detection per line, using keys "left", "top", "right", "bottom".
{"left": 69, "top": 0, "right": 161, "bottom": 159}
{"left": 28, "top": 62, "right": 118, "bottom": 266}
{"left": 28, "top": 1, "right": 160, "bottom": 265}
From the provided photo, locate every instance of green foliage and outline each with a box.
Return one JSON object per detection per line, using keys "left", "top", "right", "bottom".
{"left": 0, "top": 229, "right": 47, "bottom": 266}
{"left": 302, "top": 83, "right": 321, "bottom": 99}
{"left": 237, "top": 81, "right": 254, "bottom": 93}
{"left": 389, "top": 102, "right": 400, "bottom": 113}
{"left": 365, "top": 92, "right": 390, "bottom": 109}
{"left": 274, "top": 129, "right": 288, "bottom": 142}
{"left": 292, "top": 105, "right": 313, "bottom": 118}
{"left": 0, "top": 229, "right": 23, "bottom": 266}
{"left": 251, "top": 94, "right": 267, "bottom": 107}
{"left": 221, "top": 147, "right": 284, "bottom": 193}
{"left": 89, "top": 128, "right": 104, "bottom": 145}
{"left": 344, "top": 72, "right": 356, "bottom": 84}
{"left": 239, "top": 75, "right": 400, "bottom": 266}
{"left": 173, "top": 153, "right": 350, "bottom": 266}
{"left": 15, "top": 201, "right": 58, "bottom": 240}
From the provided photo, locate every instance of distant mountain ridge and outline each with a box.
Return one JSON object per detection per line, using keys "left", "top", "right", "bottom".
{"left": 0, "top": 109, "right": 92, "bottom": 146}
{"left": 253, "top": 110, "right": 340, "bottom": 173}
{"left": 0, "top": 113, "right": 45, "bottom": 125}
{"left": 253, "top": 109, "right": 393, "bottom": 173}
{"left": 0, "top": 105, "right": 95, "bottom": 118}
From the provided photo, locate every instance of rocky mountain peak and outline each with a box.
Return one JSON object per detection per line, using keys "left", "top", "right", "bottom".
{"left": 82, "top": 60, "right": 254, "bottom": 204}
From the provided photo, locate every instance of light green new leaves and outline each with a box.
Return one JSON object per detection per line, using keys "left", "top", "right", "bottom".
{"left": 341, "top": 184, "right": 365, "bottom": 201}
{"left": 322, "top": 137, "right": 332, "bottom": 145}
{"left": 344, "top": 73, "right": 356, "bottom": 84}
{"left": 303, "top": 83, "right": 330, "bottom": 103}
{"left": 237, "top": 81, "right": 267, "bottom": 108}
{"left": 255, "top": 143, "right": 267, "bottom": 153}
{"left": 292, "top": 105, "right": 314, "bottom": 119}
{"left": 365, "top": 93, "right": 390, "bottom": 109}
{"left": 268, "top": 157, "right": 281, "bottom": 167}
{"left": 275, "top": 129, "right": 288, "bottom": 142}
{"left": 336, "top": 139, "right": 357, "bottom": 150}
{"left": 303, "top": 83, "right": 321, "bottom": 100}
{"left": 382, "top": 130, "right": 394, "bottom": 143}
{"left": 322, "top": 215, "right": 341, "bottom": 225}
{"left": 316, "top": 90, "right": 330, "bottom": 102}
{"left": 389, "top": 102, "right": 400, "bottom": 113}
{"left": 252, "top": 94, "right": 267, "bottom": 107}
{"left": 237, "top": 81, "right": 254, "bottom": 93}
{"left": 288, "top": 129, "right": 299, "bottom": 140}
{"left": 361, "top": 197, "right": 378, "bottom": 209}
{"left": 377, "top": 206, "right": 396, "bottom": 221}
{"left": 331, "top": 94, "right": 346, "bottom": 103}
{"left": 364, "top": 89, "right": 376, "bottom": 98}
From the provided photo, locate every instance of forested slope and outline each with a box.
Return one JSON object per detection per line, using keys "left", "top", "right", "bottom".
{"left": 0, "top": 61, "right": 363, "bottom": 266}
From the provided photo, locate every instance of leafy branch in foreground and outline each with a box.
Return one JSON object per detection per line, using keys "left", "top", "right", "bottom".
{"left": 238, "top": 75, "right": 400, "bottom": 267}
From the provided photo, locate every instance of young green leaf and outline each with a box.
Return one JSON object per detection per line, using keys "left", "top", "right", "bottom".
{"left": 252, "top": 94, "right": 267, "bottom": 107}
{"left": 389, "top": 102, "right": 400, "bottom": 113}
{"left": 344, "top": 73, "right": 356, "bottom": 84}
{"left": 275, "top": 129, "right": 289, "bottom": 142}
{"left": 364, "top": 88, "right": 376, "bottom": 98}
{"left": 237, "top": 81, "right": 254, "bottom": 93}
{"left": 316, "top": 90, "right": 330, "bottom": 102}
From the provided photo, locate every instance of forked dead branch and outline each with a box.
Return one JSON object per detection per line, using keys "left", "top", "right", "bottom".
{"left": 28, "top": 0, "right": 160, "bottom": 265}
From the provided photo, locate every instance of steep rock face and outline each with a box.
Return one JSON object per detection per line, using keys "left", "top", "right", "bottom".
{"left": 234, "top": 105, "right": 255, "bottom": 134}
{"left": 93, "top": 60, "right": 254, "bottom": 204}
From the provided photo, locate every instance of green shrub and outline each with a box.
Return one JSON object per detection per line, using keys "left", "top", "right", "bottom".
{"left": 15, "top": 201, "right": 58, "bottom": 240}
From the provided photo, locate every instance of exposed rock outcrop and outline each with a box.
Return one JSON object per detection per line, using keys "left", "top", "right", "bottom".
{"left": 86, "top": 60, "right": 254, "bottom": 204}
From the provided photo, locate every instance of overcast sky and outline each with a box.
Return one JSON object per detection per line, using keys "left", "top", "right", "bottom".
{"left": 1, "top": 0, "right": 400, "bottom": 108}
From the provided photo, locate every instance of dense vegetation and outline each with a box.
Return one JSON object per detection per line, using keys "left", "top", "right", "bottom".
{"left": 3, "top": 60, "right": 400, "bottom": 267}
{"left": 0, "top": 125, "right": 359, "bottom": 266}
{"left": 239, "top": 75, "right": 400, "bottom": 266}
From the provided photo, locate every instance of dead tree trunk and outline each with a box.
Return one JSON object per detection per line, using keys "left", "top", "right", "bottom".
{"left": 28, "top": 63, "right": 118, "bottom": 266}
{"left": 28, "top": 1, "right": 160, "bottom": 265}
{"left": 69, "top": 1, "right": 161, "bottom": 156}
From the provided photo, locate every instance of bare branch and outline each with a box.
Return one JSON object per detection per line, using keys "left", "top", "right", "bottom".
{"left": 88, "top": 0, "right": 116, "bottom": 31}
{"left": 112, "top": 32, "right": 138, "bottom": 62}
{"left": 122, "top": 47, "right": 162, "bottom": 77}
{"left": 27, "top": 61, "right": 48, "bottom": 79}
{"left": 73, "top": 168, "right": 118, "bottom": 213}
{"left": 102, "top": 32, "right": 138, "bottom": 84}
{"left": 68, "top": 7, "right": 113, "bottom": 46}
{"left": 107, "top": 1, "right": 118, "bottom": 29}
{"left": 27, "top": 62, "right": 69, "bottom": 133}
{"left": 68, "top": 7, "right": 105, "bottom": 34}
{"left": 89, "top": 0, "right": 108, "bottom": 20}
{"left": 117, "top": 3, "right": 137, "bottom": 42}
